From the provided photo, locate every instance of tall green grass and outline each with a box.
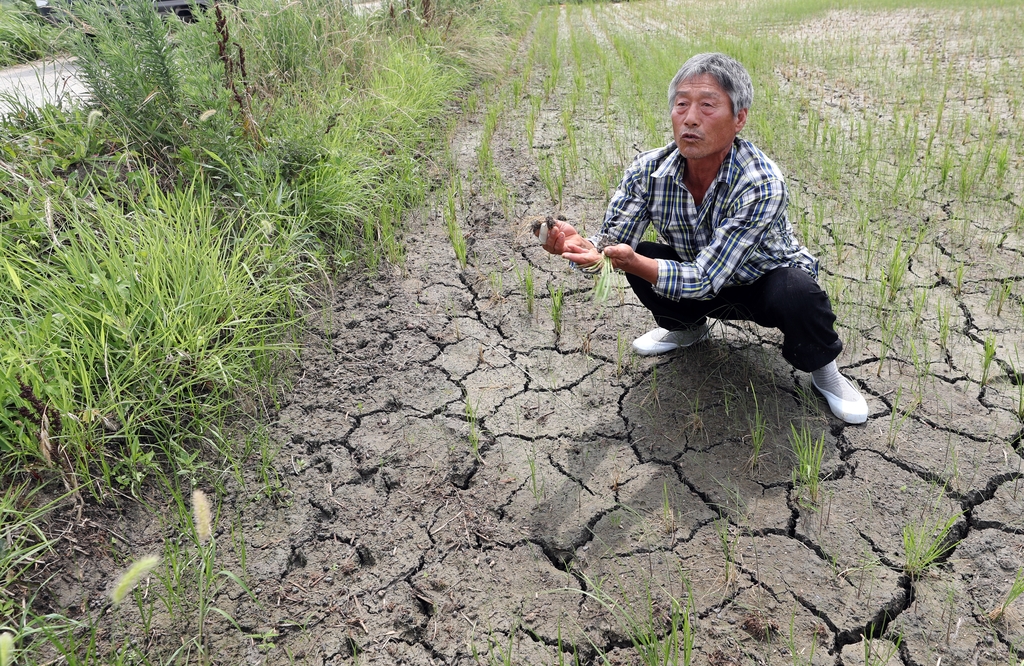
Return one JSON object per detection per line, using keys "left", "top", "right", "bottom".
{"left": 1, "top": 175, "right": 306, "bottom": 492}
{"left": 0, "top": 1, "right": 60, "bottom": 67}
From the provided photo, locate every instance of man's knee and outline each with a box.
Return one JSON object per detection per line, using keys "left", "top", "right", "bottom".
{"left": 761, "top": 268, "right": 834, "bottom": 322}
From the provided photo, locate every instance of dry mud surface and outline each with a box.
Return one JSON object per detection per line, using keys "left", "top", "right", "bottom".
{"left": 230, "top": 35, "right": 1023, "bottom": 666}
{"left": 38, "top": 6, "right": 1024, "bottom": 666}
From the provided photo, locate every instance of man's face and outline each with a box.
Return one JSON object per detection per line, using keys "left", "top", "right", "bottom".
{"left": 670, "top": 73, "right": 748, "bottom": 162}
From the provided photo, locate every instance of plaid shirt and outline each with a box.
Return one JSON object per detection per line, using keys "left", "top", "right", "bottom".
{"left": 598, "top": 137, "right": 818, "bottom": 301}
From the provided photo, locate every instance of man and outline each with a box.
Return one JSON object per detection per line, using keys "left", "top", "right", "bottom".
{"left": 540, "top": 52, "right": 867, "bottom": 425}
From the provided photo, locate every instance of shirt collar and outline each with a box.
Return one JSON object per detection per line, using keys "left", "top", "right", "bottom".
{"left": 653, "top": 138, "right": 742, "bottom": 187}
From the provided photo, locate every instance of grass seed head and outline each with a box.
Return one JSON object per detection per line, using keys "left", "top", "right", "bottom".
{"left": 192, "top": 489, "right": 213, "bottom": 543}
{"left": 111, "top": 555, "right": 161, "bottom": 606}
{"left": 0, "top": 632, "right": 13, "bottom": 666}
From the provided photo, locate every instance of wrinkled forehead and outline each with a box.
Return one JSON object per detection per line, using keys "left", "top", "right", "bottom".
{"left": 673, "top": 73, "right": 728, "bottom": 98}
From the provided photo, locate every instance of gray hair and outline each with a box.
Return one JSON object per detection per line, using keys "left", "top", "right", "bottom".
{"left": 667, "top": 53, "right": 754, "bottom": 116}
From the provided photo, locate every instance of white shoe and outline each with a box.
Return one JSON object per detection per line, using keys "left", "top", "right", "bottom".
{"left": 811, "top": 372, "right": 868, "bottom": 425}
{"left": 631, "top": 324, "right": 709, "bottom": 356}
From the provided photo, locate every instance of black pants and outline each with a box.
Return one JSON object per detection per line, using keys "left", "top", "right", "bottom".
{"left": 625, "top": 242, "right": 842, "bottom": 372}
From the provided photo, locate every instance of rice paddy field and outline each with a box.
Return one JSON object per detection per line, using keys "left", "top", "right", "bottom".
{"left": 1, "top": 0, "right": 1023, "bottom": 664}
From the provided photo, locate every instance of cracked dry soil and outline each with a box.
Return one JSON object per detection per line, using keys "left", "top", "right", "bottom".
{"left": 237, "top": 44, "right": 1022, "bottom": 666}
{"left": 39, "top": 6, "right": 1023, "bottom": 666}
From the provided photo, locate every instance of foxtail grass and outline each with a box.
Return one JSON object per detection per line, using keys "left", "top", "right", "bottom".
{"left": 111, "top": 555, "right": 161, "bottom": 606}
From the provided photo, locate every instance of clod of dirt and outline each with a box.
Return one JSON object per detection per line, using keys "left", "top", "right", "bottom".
{"left": 526, "top": 214, "right": 556, "bottom": 244}
{"left": 741, "top": 614, "right": 780, "bottom": 641}
{"left": 708, "top": 649, "right": 742, "bottom": 665}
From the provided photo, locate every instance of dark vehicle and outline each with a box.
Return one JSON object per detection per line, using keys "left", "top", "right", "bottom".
{"left": 35, "top": 0, "right": 209, "bottom": 21}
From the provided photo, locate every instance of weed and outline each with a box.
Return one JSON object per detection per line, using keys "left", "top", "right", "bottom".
{"left": 0, "top": 632, "right": 12, "bottom": 666}
{"left": 111, "top": 555, "right": 162, "bottom": 606}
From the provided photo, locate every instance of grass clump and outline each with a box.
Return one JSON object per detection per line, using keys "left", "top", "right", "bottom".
{"left": 902, "top": 510, "right": 963, "bottom": 580}
{"left": 0, "top": 1, "right": 60, "bottom": 67}
{"left": 790, "top": 424, "right": 825, "bottom": 505}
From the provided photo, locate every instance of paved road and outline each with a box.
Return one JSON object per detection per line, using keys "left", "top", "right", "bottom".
{"left": 0, "top": 57, "right": 86, "bottom": 116}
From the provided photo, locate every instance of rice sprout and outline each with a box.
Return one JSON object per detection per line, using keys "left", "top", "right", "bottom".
{"left": 592, "top": 253, "right": 616, "bottom": 302}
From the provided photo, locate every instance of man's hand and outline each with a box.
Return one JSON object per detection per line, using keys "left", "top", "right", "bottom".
{"left": 539, "top": 220, "right": 592, "bottom": 257}
{"left": 561, "top": 237, "right": 602, "bottom": 268}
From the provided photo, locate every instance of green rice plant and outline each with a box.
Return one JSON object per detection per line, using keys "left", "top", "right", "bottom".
{"left": 615, "top": 332, "right": 629, "bottom": 377}
{"left": 989, "top": 280, "right": 1012, "bottom": 317}
{"left": 514, "top": 263, "right": 535, "bottom": 314}
{"left": 571, "top": 576, "right": 694, "bottom": 666}
{"left": 527, "top": 446, "right": 544, "bottom": 502}
{"left": 886, "top": 387, "right": 916, "bottom": 450}
{"left": 470, "top": 624, "right": 517, "bottom": 665}
{"left": 790, "top": 424, "right": 825, "bottom": 505}
{"left": 782, "top": 606, "right": 818, "bottom": 666}
{"left": 548, "top": 282, "right": 565, "bottom": 336}
{"left": 747, "top": 382, "right": 767, "bottom": 471}
{"left": 882, "top": 238, "right": 908, "bottom": 304}
{"left": 1010, "top": 350, "right": 1024, "bottom": 423}
{"left": 478, "top": 102, "right": 501, "bottom": 177}
{"left": 538, "top": 152, "right": 563, "bottom": 205}
{"left": 937, "top": 298, "right": 952, "bottom": 353}
{"left": 713, "top": 516, "right": 738, "bottom": 587}
{"left": 591, "top": 254, "right": 616, "bottom": 302}
{"left": 466, "top": 399, "right": 483, "bottom": 462}
{"left": 987, "top": 567, "right": 1024, "bottom": 623}
{"left": 902, "top": 510, "right": 963, "bottom": 580}
{"left": 981, "top": 334, "right": 998, "bottom": 386}
{"left": 660, "top": 481, "right": 675, "bottom": 534}
{"left": 862, "top": 628, "right": 901, "bottom": 666}
{"left": 444, "top": 189, "right": 468, "bottom": 269}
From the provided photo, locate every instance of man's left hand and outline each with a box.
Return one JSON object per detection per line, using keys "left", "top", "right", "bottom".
{"left": 601, "top": 243, "right": 660, "bottom": 284}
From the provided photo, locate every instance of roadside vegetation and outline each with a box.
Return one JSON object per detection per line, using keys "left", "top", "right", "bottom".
{"left": 0, "top": 0, "right": 63, "bottom": 67}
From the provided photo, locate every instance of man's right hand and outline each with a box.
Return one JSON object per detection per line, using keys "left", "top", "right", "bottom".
{"left": 541, "top": 220, "right": 590, "bottom": 256}
{"left": 540, "top": 221, "right": 581, "bottom": 255}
